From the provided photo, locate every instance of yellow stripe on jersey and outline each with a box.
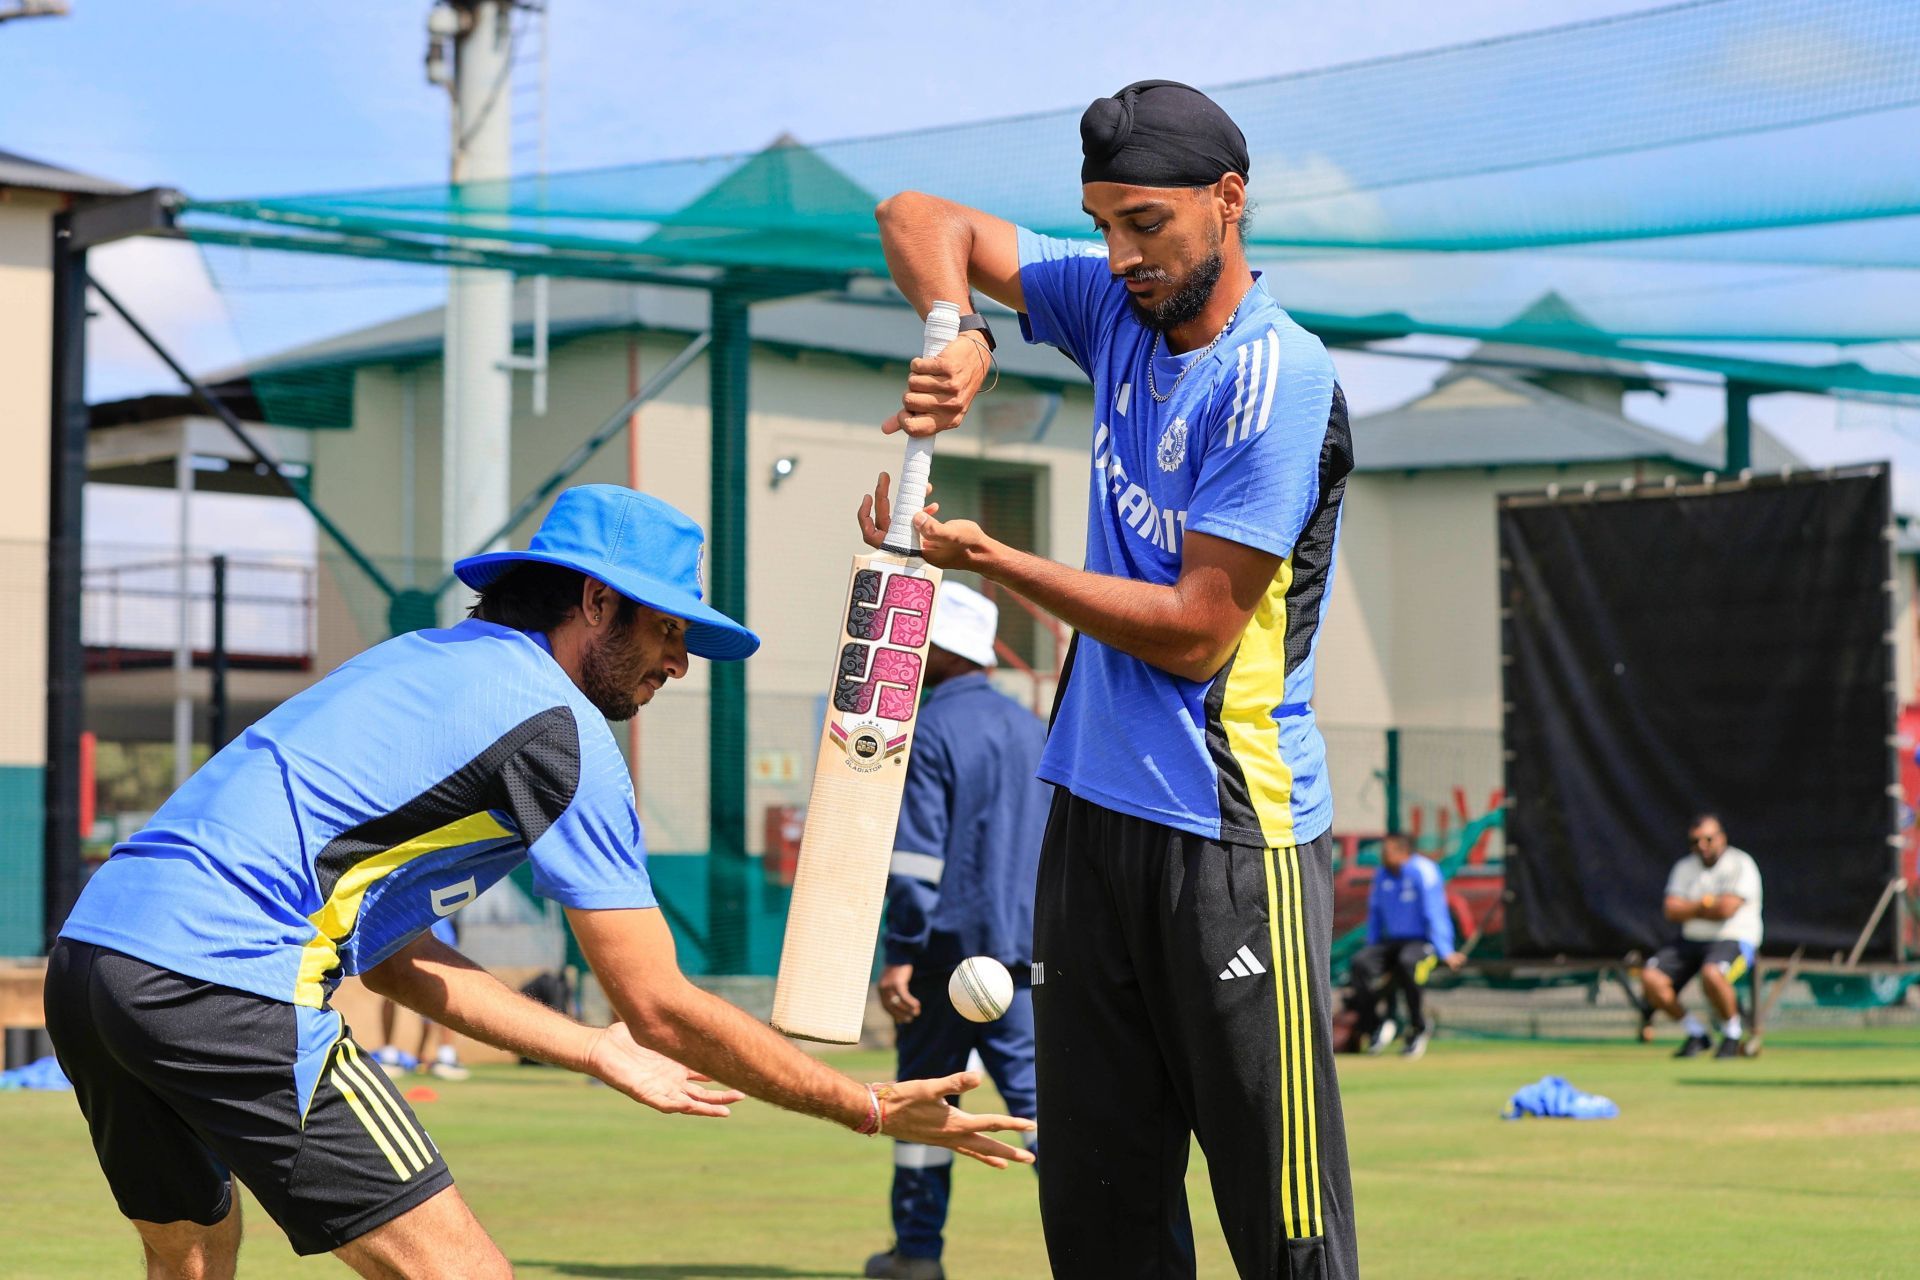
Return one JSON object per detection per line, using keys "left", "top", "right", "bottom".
{"left": 293, "top": 811, "right": 512, "bottom": 1008}
{"left": 1221, "top": 558, "right": 1298, "bottom": 848}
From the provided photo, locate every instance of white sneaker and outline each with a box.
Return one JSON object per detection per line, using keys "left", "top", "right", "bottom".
{"left": 1368, "top": 1018, "right": 1399, "bottom": 1054}
{"left": 426, "top": 1060, "right": 470, "bottom": 1082}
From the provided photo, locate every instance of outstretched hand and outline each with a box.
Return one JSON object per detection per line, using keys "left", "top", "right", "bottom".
{"left": 585, "top": 1022, "right": 746, "bottom": 1119}
{"left": 880, "top": 1071, "right": 1036, "bottom": 1169}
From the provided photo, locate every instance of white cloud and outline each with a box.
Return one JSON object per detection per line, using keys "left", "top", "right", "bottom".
{"left": 1248, "top": 154, "right": 1391, "bottom": 244}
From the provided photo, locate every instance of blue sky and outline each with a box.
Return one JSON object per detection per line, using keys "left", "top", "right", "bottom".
{"left": 7, "top": 0, "right": 1917, "bottom": 534}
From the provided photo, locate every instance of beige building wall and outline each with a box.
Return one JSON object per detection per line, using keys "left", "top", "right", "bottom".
{"left": 0, "top": 193, "right": 58, "bottom": 768}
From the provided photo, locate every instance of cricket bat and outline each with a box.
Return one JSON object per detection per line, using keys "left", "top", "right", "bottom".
{"left": 771, "top": 300, "right": 963, "bottom": 1043}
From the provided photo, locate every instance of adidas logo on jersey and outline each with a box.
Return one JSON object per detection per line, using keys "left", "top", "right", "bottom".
{"left": 1218, "top": 944, "right": 1267, "bottom": 981}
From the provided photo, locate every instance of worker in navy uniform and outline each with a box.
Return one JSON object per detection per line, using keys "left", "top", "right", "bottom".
{"left": 865, "top": 582, "right": 1049, "bottom": 1280}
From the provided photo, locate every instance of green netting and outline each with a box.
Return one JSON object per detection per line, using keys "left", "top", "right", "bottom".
{"left": 180, "top": 0, "right": 1920, "bottom": 393}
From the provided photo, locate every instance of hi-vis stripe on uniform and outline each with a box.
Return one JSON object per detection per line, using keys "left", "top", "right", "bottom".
{"left": 1724, "top": 948, "right": 1750, "bottom": 984}
{"left": 328, "top": 1040, "right": 436, "bottom": 1180}
{"left": 294, "top": 811, "right": 513, "bottom": 1007}
{"left": 1218, "top": 558, "right": 1298, "bottom": 848}
{"left": 1263, "top": 845, "right": 1324, "bottom": 1240}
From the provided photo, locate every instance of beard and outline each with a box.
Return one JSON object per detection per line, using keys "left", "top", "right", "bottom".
{"left": 579, "top": 619, "right": 653, "bottom": 721}
{"left": 1127, "top": 245, "right": 1225, "bottom": 332}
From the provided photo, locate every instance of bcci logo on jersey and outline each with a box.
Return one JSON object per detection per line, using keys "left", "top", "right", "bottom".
{"left": 1156, "top": 418, "right": 1189, "bottom": 472}
{"left": 1093, "top": 424, "right": 1188, "bottom": 555}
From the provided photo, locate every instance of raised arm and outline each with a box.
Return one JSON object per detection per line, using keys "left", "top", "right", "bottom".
{"left": 874, "top": 190, "right": 1025, "bottom": 315}
{"left": 872, "top": 193, "right": 1025, "bottom": 439}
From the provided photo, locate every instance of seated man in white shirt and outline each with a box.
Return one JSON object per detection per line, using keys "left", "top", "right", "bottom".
{"left": 1639, "top": 813, "right": 1763, "bottom": 1059}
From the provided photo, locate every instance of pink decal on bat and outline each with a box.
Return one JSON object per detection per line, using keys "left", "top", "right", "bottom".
{"left": 870, "top": 648, "right": 924, "bottom": 720}
{"left": 830, "top": 642, "right": 923, "bottom": 721}
{"left": 848, "top": 572, "right": 935, "bottom": 647}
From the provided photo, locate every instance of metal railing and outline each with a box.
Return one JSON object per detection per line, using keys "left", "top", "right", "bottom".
{"left": 82, "top": 552, "right": 315, "bottom": 670}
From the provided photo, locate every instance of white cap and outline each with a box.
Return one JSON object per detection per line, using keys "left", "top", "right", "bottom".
{"left": 930, "top": 581, "right": 999, "bottom": 668}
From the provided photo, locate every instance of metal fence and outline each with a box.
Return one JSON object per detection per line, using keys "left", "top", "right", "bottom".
{"left": 82, "top": 545, "right": 315, "bottom": 668}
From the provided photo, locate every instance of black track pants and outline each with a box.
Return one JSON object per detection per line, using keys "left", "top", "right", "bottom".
{"left": 1031, "top": 792, "right": 1358, "bottom": 1280}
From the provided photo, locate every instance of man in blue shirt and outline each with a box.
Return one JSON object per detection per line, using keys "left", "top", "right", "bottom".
{"left": 46, "top": 486, "right": 1033, "bottom": 1278}
{"left": 865, "top": 80, "right": 1356, "bottom": 1280}
{"left": 865, "top": 582, "right": 1049, "bottom": 1280}
{"left": 1346, "top": 835, "right": 1464, "bottom": 1060}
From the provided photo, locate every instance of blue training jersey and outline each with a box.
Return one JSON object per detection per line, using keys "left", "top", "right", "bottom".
{"left": 1017, "top": 228, "right": 1352, "bottom": 848}
{"left": 882, "top": 673, "right": 1051, "bottom": 971}
{"left": 1366, "top": 856, "right": 1456, "bottom": 954}
{"left": 61, "top": 619, "right": 655, "bottom": 1009}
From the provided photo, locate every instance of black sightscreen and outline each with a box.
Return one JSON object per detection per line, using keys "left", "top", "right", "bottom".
{"left": 1501, "top": 468, "right": 1898, "bottom": 959}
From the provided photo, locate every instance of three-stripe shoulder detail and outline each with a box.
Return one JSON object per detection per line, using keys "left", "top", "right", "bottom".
{"left": 1222, "top": 327, "right": 1285, "bottom": 446}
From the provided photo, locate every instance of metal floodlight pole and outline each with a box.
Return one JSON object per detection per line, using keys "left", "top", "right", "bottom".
{"left": 432, "top": 329, "right": 712, "bottom": 597}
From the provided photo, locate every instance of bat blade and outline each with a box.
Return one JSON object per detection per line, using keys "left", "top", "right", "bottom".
{"left": 772, "top": 550, "right": 942, "bottom": 1043}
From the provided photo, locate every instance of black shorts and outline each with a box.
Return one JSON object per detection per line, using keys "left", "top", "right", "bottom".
{"left": 1645, "top": 938, "right": 1754, "bottom": 991}
{"left": 43, "top": 939, "right": 453, "bottom": 1256}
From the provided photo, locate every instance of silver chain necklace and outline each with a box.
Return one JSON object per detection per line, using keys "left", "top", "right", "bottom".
{"left": 1146, "top": 300, "right": 1243, "bottom": 404}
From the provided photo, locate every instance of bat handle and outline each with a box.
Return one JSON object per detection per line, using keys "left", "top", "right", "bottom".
{"left": 882, "top": 300, "right": 964, "bottom": 556}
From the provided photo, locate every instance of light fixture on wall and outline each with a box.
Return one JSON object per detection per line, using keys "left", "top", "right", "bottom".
{"left": 770, "top": 456, "right": 799, "bottom": 489}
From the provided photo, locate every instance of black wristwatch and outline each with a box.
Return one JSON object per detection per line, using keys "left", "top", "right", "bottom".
{"left": 957, "top": 311, "right": 996, "bottom": 352}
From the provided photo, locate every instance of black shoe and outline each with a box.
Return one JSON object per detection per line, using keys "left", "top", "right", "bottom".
{"left": 865, "top": 1251, "right": 946, "bottom": 1280}
{"left": 1714, "top": 1036, "right": 1744, "bottom": 1059}
{"left": 1400, "top": 1026, "right": 1431, "bottom": 1060}
{"left": 1673, "top": 1033, "right": 1713, "bottom": 1058}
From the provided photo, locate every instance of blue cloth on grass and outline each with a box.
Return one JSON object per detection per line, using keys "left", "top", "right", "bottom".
{"left": 0, "top": 1055, "right": 71, "bottom": 1091}
{"left": 1503, "top": 1075, "right": 1617, "bottom": 1120}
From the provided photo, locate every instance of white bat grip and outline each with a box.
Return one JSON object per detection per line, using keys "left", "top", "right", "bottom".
{"left": 882, "top": 300, "right": 963, "bottom": 555}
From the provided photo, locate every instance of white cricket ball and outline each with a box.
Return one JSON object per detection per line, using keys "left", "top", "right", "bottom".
{"left": 949, "top": 956, "right": 1014, "bottom": 1023}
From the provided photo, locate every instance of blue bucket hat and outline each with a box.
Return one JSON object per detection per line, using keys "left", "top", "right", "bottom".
{"left": 453, "top": 485, "right": 759, "bottom": 662}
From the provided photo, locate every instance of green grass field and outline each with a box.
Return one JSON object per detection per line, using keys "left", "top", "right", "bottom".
{"left": 7, "top": 1029, "right": 1918, "bottom": 1278}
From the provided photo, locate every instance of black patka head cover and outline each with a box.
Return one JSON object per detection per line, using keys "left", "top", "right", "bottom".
{"left": 1080, "top": 79, "right": 1250, "bottom": 187}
